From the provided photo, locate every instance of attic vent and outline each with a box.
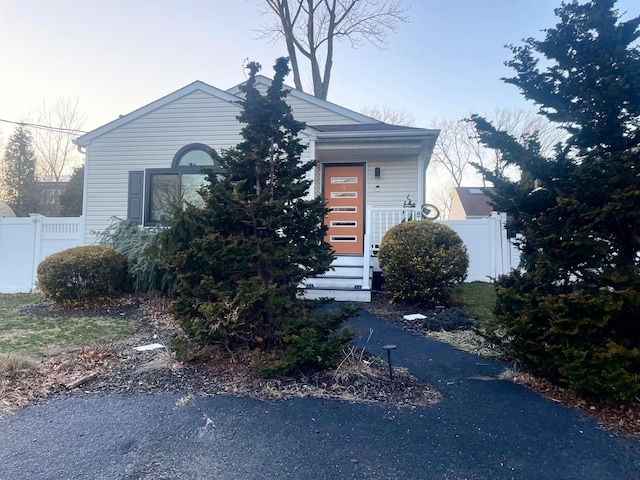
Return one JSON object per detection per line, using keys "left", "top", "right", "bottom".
{"left": 469, "top": 188, "right": 483, "bottom": 194}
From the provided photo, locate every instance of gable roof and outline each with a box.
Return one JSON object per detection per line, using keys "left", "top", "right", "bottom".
{"left": 227, "top": 75, "right": 380, "bottom": 125}
{"left": 454, "top": 187, "right": 496, "bottom": 217}
{"left": 74, "top": 75, "right": 426, "bottom": 148}
{"left": 74, "top": 80, "right": 241, "bottom": 146}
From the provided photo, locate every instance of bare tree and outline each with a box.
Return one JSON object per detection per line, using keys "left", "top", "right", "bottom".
{"left": 429, "top": 177, "right": 453, "bottom": 219}
{"left": 473, "top": 107, "right": 565, "bottom": 179}
{"left": 426, "top": 107, "right": 565, "bottom": 213}
{"left": 431, "top": 107, "right": 564, "bottom": 186}
{"left": 429, "top": 118, "right": 476, "bottom": 188}
{"left": 359, "top": 104, "right": 415, "bottom": 126}
{"left": 257, "top": 0, "right": 410, "bottom": 99}
{"left": 30, "top": 97, "right": 86, "bottom": 182}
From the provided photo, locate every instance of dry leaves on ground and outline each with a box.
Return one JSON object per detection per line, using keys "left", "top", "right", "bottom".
{"left": 4, "top": 292, "right": 640, "bottom": 439}
{"left": 0, "top": 294, "right": 440, "bottom": 418}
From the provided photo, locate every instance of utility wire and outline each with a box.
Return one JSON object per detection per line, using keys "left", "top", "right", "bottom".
{"left": 0, "top": 118, "right": 87, "bottom": 135}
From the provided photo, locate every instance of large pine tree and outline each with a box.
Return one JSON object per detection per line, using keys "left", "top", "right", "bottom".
{"left": 472, "top": 0, "right": 640, "bottom": 401}
{"left": 161, "top": 58, "right": 355, "bottom": 375}
{"left": 1, "top": 124, "right": 39, "bottom": 216}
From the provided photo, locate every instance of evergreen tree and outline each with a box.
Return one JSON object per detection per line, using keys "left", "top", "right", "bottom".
{"left": 160, "top": 58, "right": 355, "bottom": 375}
{"left": 471, "top": 0, "right": 640, "bottom": 401}
{"left": 59, "top": 165, "right": 84, "bottom": 216}
{"left": 1, "top": 124, "right": 39, "bottom": 216}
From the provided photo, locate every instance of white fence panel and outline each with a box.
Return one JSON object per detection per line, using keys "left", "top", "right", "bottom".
{"left": 0, "top": 215, "right": 84, "bottom": 293}
{"left": 369, "top": 208, "right": 520, "bottom": 283}
{"left": 0, "top": 217, "right": 37, "bottom": 293}
{"left": 440, "top": 213, "right": 519, "bottom": 282}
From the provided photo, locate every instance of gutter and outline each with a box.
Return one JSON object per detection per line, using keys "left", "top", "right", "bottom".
{"left": 314, "top": 129, "right": 439, "bottom": 141}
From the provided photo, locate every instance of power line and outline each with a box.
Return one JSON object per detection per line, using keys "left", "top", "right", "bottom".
{"left": 0, "top": 118, "right": 87, "bottom": 135}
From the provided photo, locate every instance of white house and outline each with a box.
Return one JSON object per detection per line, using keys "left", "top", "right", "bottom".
{"left": 73, "top": 76, "right": 439, "bottom": 302}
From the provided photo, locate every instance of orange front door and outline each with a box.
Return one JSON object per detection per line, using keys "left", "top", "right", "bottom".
{"left": 323, "top": 164, "right": 365, "bottom": 254}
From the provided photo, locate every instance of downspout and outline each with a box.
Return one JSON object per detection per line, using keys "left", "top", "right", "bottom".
{"left": 77, "top": 143, "right": 88, "bottom": 245}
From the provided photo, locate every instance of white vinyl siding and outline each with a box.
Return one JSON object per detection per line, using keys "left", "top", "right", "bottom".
{"left": 285, "top": 95, "right": 364, "bottom": 125}
{"left": 365, "top": 158, "right": 419, "bottom": 209}
{"left": 83, "top": 90, "right": 320, "bottom": 242}
{"left": 83, "top": 91, "right": 243, "bottom": 242}
{"left": 253, "top": 84, "right": 366, "bottom": 126}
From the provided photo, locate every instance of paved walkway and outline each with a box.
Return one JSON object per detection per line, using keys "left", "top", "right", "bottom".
{"left": 0, "top": 310, "right": 639, "bottom": 479}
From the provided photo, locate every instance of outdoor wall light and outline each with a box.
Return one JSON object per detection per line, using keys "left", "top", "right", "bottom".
{"left": 374, "top": 167, "right": 381, "bottom": 177}
{"left": 376, "top": 185, "right": 380, "bottom": 192}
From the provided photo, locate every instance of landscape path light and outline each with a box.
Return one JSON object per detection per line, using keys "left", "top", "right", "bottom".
{"left": 382, "top": 344, "right": 397, "bottom": 381}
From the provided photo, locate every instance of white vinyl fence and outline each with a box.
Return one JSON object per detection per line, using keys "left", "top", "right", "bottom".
{"left": 0, "top": 215, "right": 84, "bottom": 293}
{"left": 0, "top": 212, "right": 519, "bottom": 294}
{"left": 369, "top": 209, "right": 520, "bottom": 283}
{"left": 439, "top": 213, "right": 519, "bottom": 282}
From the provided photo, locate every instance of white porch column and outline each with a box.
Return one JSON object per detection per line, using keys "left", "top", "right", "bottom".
{"left": 362, "top": 204, "right": 373, "bottom": 289}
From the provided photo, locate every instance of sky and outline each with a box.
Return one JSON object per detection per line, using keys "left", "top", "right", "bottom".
{"left": 1, "top": 0, "right": 639, "bottom": 138}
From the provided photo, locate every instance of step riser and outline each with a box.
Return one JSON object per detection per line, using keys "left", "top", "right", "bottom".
{"left": 304, "top": 278, "right": 368, "bottom": 290}
{"left": 323, "top": 266, "right": 367, "bottom": 278}
{"left": 331, "top": 256, "right": 367, "bottom": 267}
{"left": 301, "top": 288, "right": 371, "bottom": 302}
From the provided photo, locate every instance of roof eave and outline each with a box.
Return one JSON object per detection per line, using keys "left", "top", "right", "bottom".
{"left": 314, "top": 129, "right": 439, "bottom": 141}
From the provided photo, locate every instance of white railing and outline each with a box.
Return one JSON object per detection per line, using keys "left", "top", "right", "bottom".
{"left": 368, "top": 206, "right": 421, "bottom": 250}
{"left": 0, "top": 215, "right": 84, "bottom": 293}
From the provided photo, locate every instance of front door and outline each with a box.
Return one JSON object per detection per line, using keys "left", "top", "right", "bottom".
{"left": 323, "top": 164, "right": 365, "bottom": 255}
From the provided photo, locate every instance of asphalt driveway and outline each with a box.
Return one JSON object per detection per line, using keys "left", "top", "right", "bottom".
{"left": 0, "top": 310, "right": 639, "bottom": 479}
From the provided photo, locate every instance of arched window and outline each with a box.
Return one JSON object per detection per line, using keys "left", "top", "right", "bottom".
{"left": 142, "top": 144, "right": 222, "bottom": 225}
{"left": 172, "top": 143, "right": 219, "bottom": 168}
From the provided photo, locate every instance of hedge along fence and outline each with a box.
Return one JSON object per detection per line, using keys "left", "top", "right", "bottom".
{"left": 37, "top": 245, "right": 128, "bottom": 305}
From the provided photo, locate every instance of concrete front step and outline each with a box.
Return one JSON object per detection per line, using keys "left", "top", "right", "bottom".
{"left": 303, "top": 276, "right": 368, "bottom": 290}
{"left": 300, "top": 287, "right": 371, "bottom": 302}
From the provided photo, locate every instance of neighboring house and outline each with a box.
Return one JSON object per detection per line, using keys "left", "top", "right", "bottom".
{"left": 0, "top": 201, "right": 16, "bottom": 217}
{"left": 73, "top": 76, "right": 439, "bottom": 301}
{"left": 34, "top": 181, "right": 68, "bottom": 217}
{"left": 449, "top": 187, "right": 496, "bottom": 220}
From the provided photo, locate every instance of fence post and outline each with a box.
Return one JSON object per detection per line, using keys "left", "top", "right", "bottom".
{"left": 30, "top": 214, "right": 44, "bottom": 291}
{"left": 498, "top": 212, "right": 510, "bottom": 274}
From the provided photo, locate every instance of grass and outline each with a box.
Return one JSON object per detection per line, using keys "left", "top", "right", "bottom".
{"left": 0, "top": 294, "right": 138, "bottom": 363}
{"left": 452, "top": 281, "right": 497, "bottom": 325}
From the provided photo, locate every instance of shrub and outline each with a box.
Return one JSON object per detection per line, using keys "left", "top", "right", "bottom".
{"left": 161, "top": 58, "right": 356, "bottom": 376}
{"left": 37, "top": 245, "right": 128, "bottom": 305}
{"left": 493, "top": 271, "right": 640, "bottom": 402}
{"left": 378, "top": 220, "right": 469, "bottom": 305}
{"left": 97, "top": 217, "right": 171, "bottom": 293}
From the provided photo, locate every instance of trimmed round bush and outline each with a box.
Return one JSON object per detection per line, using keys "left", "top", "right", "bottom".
{"left": 378, "top": 220, "right": 469, "bottom": 304}
{"left": 37, "top": 245, "right": 128, "bottom": 304}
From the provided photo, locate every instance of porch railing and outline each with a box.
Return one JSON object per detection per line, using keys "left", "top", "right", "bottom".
{"left": 367, "top": 206, "right": 422, "bottom": 253}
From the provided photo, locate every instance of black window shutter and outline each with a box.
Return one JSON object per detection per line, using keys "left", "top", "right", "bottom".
{"left": 128, "top": 171, "right": 144, "bottom": 225}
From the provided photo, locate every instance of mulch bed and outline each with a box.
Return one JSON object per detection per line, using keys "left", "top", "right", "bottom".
{"left": 4, "top": 295, "right": 440, "bottom": 417}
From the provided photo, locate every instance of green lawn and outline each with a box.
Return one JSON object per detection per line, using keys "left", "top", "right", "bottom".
{"left": 0, "top": 294, "right": 138, "bottom": 362}
{"left": 453, "top": 282, "right": 497, "bottom": 325}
